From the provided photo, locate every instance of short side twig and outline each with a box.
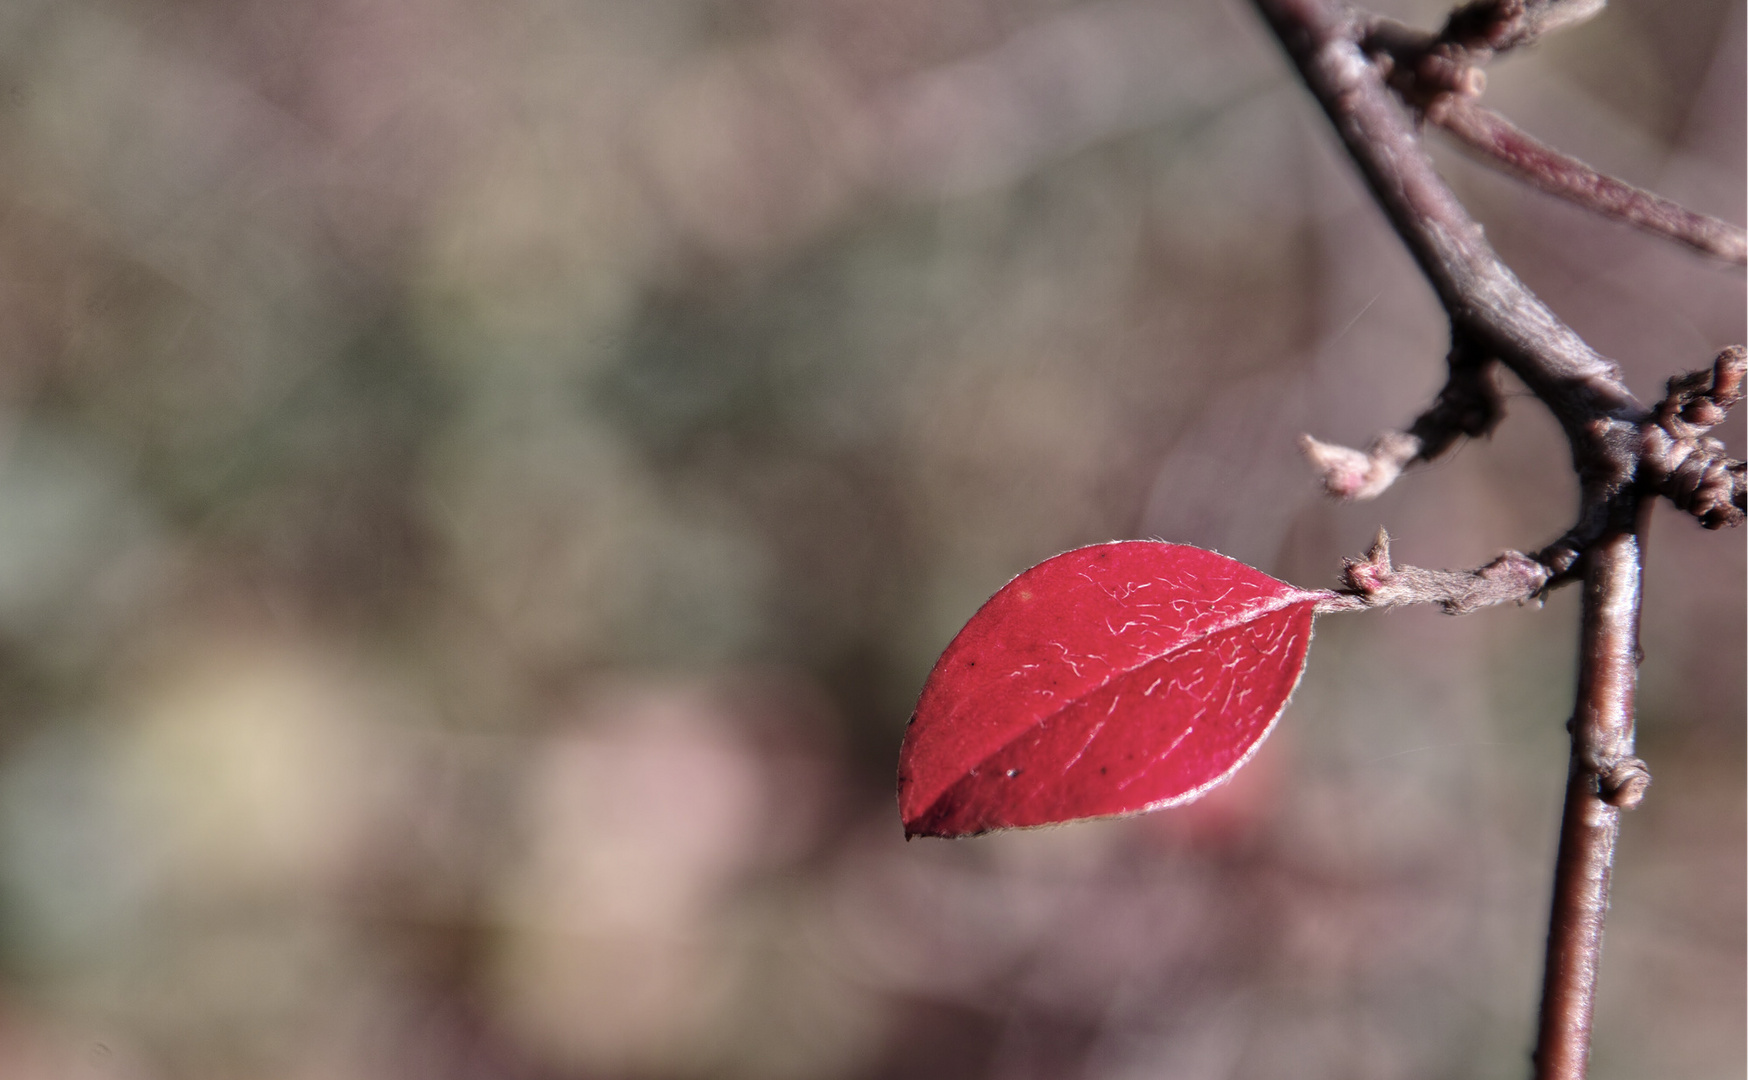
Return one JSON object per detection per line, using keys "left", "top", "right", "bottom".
{"left": 1255, "top": 0, "right": 1644, "bottom": 480}
{"left": 1314, "top": 528, "right": 1551, "bottom": 614}
{"left": 1432, "top": 100, "right": 1748, "bottom": 265}
{"left": 1302, "top": 347, "right": 1502, "bottom": 500}
{"left": 1362, "top": 0, "right": 1746, "bottom": 266}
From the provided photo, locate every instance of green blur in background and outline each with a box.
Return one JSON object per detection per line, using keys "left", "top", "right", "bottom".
{"left": 0, "top": 0, "right": 1738, "bottom": 1077}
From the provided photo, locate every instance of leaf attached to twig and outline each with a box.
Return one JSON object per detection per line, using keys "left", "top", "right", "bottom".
{"left": 898, "top": 542, "right": 1322, "bottom": 838}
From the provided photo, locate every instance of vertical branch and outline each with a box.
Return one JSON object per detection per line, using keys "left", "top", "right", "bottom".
{"left": 1244, "top": 0, "right": 1733, "bottom": 1073}
{"left": 1534, "top": 513, "right": 1647, "bottom": 1080}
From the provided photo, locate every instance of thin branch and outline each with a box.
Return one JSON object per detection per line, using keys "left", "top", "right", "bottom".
{"left": 1271, "top": 0, "right": 1644, "bottom": 560}
{"left": 1302, "top": 347, "right": 1503, "bottom": 499}
{"left": 1361, "top": 1, "right": 1745, "bottom": 265}
{"left": 1314, "top": 528, "right": 1551, "bottom": 614}
{"left": 1432, "top": 99, "right": 1748, "bottom": 265}
{"left": 1247, "top": 1, "right": 1739, "bottom": 1074}
{"left": 1254, "top": 0, "right": 1644, "bottom": 486}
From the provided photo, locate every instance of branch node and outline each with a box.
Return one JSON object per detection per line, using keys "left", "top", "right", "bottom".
{"left": 1440, "top": 0, "right": 1607, "bottom": 54}
{"left": 1340, "top": 525, "right": 1402, "bottom": 596}
{"left": 1361, "top": 3, "right": 1745, "bottom": 263}
{"left": 1598, "top": 757, "right": 1650, "bottom": 809}
{"left": 1658, "top": 345, "right": 1746, "bottom": 435}
{"left": 1301, "top": 350, "right": 1503, "bottom": 501}
{"left": 1365, "top": 0, "right": 1607, "bottom": 119}
{"left": 1642, "top": 346, "right": 1748, "bottom": 528}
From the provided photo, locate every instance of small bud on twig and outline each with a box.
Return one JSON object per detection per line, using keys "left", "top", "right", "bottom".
{"left": 1300, "top": 432, "right": 1421, "bottom": 500}
{"left": 1642, "top": 346, "right": 1748, "bottom": 529}
{"left": 1599, "top": 757, "right": 1650, "bottom": 809}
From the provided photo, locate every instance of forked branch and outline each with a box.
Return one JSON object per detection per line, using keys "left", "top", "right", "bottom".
{"left": 1251, "top": 0, "right": 1743, "bottom": 1076}
{"left": 1360, "top": 0, "right": 1748, "bottom": 265}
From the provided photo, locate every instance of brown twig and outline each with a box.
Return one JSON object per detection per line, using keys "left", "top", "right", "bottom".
{"left": 1256, "top": 0, "right": 1642, "bottom": 452}
{"left": 1314, "top": 528, "right": 1551, "bottom": 614}
{"left": 1534, "top": 515, "right": 1645, "bottom": 1080}
{"left": 1360, "top": 1, "right": 1747, "bottom": 266}
{"left": 1301, "top": 345, "right": 1502, "bottom": 499}
{"left": 1249, "top": 0, "right": 1741, "bottom": 1074}
{"left": 1432, "top": 100, "right": 1748, "bottom": 265}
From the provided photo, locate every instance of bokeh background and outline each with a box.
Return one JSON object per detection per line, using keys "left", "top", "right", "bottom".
{"left": 0, "top": 0, "right": 1738, "bottom": 1077}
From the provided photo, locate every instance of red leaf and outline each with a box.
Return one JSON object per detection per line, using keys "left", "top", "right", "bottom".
{"left": 898, "top": 542, "right": 1326, "bottom": 838}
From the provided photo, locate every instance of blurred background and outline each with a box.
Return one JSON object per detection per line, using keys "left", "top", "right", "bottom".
{"left": 0, "top": 0, "right": 1738, "bottom": 1077}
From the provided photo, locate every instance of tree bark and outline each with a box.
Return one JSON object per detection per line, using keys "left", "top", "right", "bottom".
{"left": 1533, "top": 513, "right": 1646, "bottom": 1079}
